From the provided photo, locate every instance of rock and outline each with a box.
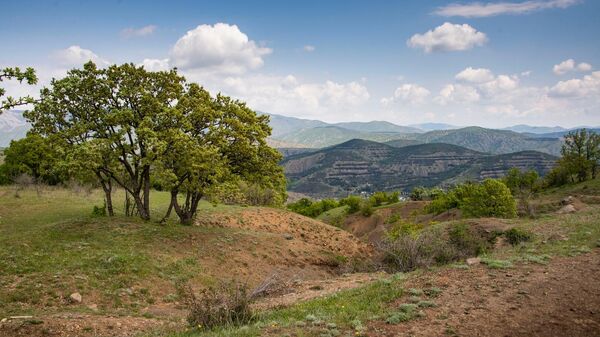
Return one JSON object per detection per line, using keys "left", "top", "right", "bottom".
{"left": 557, "top": 204, "right": 576, "bottom": 214}
{"left": 1, "top": 318, "right": 7, "bottom": 323}
{"left": 69, "top": 292, "right": 82, "bottom": 303}
{"left": 87, "top": 304, "right": 98, "bottom": 312}
{"left": 561, "top": 196, "right": 574, "bottom": 205}
{"left": 283, "top": 233, "right": 294, "bottom": 240}
{"left": 466, "top": 257, "right": 481, "bottom": 266}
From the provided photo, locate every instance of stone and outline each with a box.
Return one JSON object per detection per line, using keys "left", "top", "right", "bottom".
{"left": 466, "top": 257, "right": 481, "bottom": 266}
{"left": 69, "top": 292, "right": 82, "bottom": 303}
{"left": 283, "top": 233, "right": 294, "bottom": 240}
{"left": 561, "top": 196, "right": 574, "bottom": 205}
{"left": 557, "top": 204, "right": 576, "bottom": 214}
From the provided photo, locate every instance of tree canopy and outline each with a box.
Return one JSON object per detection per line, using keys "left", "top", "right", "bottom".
{"left": 0, "top": 66, "right": 38, "bottom": 113}
{"left": 25, "top": 61, "right": 285, "bottom": 224}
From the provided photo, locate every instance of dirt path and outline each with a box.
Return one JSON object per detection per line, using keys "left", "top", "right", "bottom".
{"left": 370, "top": 249, "right": 600, "bottom": 337}
{"left": 253, "top": 272, "right": 386, "bottom": 310}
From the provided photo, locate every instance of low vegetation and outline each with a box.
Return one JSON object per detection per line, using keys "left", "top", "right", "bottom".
{"left": 287, "top": 191, "right": 399, "bottom": 219}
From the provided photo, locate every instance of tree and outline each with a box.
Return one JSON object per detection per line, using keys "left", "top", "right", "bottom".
{"left": 1, "top": 67, "right": 38, "bottom": 114}
{"left": 549, "top": 129, "right": 600, "bottom": 185}
{"left": 155, "top": 85, "right": 285, "bottom": 224}
{"left": 27, "top": 62, "right": 185, "bottom": 220}
{"left": 461, "top": 179, "right": 517, "bottom": 218}
{"left": 503, "top": 168, "right": 539, "bottom": 196}
{"left": 0, "top": 134, "right": 64, "bottom": 185}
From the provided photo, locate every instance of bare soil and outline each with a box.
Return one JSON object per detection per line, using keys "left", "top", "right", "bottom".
{"left": 369, "top": 249, "right": 600, "bottom": 337}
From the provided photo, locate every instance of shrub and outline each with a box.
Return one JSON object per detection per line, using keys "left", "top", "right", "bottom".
{"left": 448, "top": 223, "right": 490, "bottom": 256}
{"left": 92, "top": 202, "right": 107, "bottom": 217}
{"left": 360, "top": 202, "right": 374, "bottom": 217}
{"left": 339, "top": 195, "right": 362, "bottom": 213}
{"left": 181, "top": 281, "right": 254, "bottom": 329}
{"left": 425, "top": 180, "right": 517, "bottom": 218}
{"left": 504, "top": 228, "right": 533, "bottom": 245}
{"left": 379, "top": 227, "right": 456, "bottom": 272}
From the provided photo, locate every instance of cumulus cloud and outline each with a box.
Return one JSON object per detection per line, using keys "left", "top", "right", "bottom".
{"left": 303, "top": 45, "right": 316, "bottom": 52}
{"left": 433, "top": 0, "right": 580, "bottom": 17}
{"left": 169, "top": 23, "right": 272, "bottom": 74}
{"left": 553, "top": 59, "right": 593, "bottom": 75}
{"left": 120, "top": 25, "right": 157, "bottom": 39}
{"left": 455, "top": 67, "right": 495, "bottom": 83}
{"left": 381, "top": 84, "right": 430, "bottom": 105}
{"left": 191, "top": 73, "right": 371, "bottom": 120}
{"left": 549, "top": 71, "right": 600, "bottom": 97}
{"left": 52, "top": 45, "right": 110, "bottom": 67}
{"left": 407, "top": 22, "right": 487, "bottom": 53}
{"left": 138, "top": 58, "right": 170, "bottom": 71}
{"left": 435, "top": 84, "right": 480, "bottom": 105}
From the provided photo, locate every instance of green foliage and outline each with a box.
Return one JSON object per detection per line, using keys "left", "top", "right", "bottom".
{"left": 360, "top": 202, "right": 374, "bottom": 216}
{"left": 448, "top": 223, "right": 489, "bottom": 256}
{"left": 0, "top": 134, "right": 65, "bottom": 185}
{"left": 503, "top": 168, "right": 539, "bottom": 196}
{"left": 286, "top": 198, "right": 339, "bottom": 218}
{"left": 339, "top": 195, "right": 362, "bottom": 213}
{"left": 26, "top": 61, "right": 285, "bottom": 224}
{"left": 546, "top": 129, "right": 600, "bottom": 186}
{"left": 504, "top": 228, "right": 533, "bottom": 246}
{"left": 0, "top": 66, "right": 37, "bottom": 113}
{"left": 387, "top": 220, "right": 423, "bottom": 240}
{"left": 410, "top": 186, "right": 444, "bottom": 201}
{"left": 92, "top": 203, "right": 107, "bottom": 217}
{"left": 369, "top": 191, "right": 399, "bottom": 206}
{"left": 425, "top": 180, "right": 516, "bottom": 218}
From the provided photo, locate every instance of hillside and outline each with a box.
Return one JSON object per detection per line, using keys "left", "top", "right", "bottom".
{"left": 282, "top": 139, "right": 557, "bottom": 197}
{"left": 273, "top": 126, "right": 413, "bottom": 148}
{"left": 266, "top": 114, "right": 565, "bottom": 156}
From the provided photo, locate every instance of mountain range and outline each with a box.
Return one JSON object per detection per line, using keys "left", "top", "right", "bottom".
{"left": 282, "top": 139, "right": 557, "bottom": 198}
{"left": 265, "top": 113, "right": 600, "bottom": 156}
{"left": 0, "top": 110, "right": 30, "bottom": 147}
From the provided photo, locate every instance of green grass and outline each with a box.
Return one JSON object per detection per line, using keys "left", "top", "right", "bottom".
{"left": 0, "top": 186, "right": 255, "bottom": 317}
{"left": 316, "top": 205, "right": 349, "bottom": 227}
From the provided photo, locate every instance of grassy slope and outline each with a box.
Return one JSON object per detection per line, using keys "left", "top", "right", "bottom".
{"left": 0, "top": 187, "right": 255, "bottom": 318}
{"left": 153, "top": 178, "right": 600, "bottom": 337}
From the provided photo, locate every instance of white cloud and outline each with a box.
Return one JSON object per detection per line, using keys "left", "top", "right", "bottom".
{"left": 381, "top": 83, "right": 430, "bottom": 105}
{"left": 434, "top": 0, "right": 580, "bottom": 17}
{"left": 52, "top": 45, "right": 110, "bottom": 67}
{"left": 303, "top": 45, "right": 316, "bottom": 52}
{"left": 435, "top": 84, "right": 480, "bottom": 105}
{"left": 455, "top": 67, "right": 495, "bottom": 83}
{"left": 169, "top": 23, "right": 272, "bottom": 74}
{"left": 553, "top": 59, "right": 593, "bottom": 75}
{"left": 138, "top": 58, "right": 170, "bottom": 71}
{"left": 549, "top": 71, "right": 600, "bottom": 97}
{"left": 120, "top": 25, "right": 157, "bottom": 39}
{"left": 407, "top": 22, "right": 487, "bottom": 53}
{"left": 195, "top": 73, "right": 370, "bottom": 120}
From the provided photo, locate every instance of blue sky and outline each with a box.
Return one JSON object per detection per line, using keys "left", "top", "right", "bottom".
{"left": 1, "top": 0, "right": 599, "bottom": 127}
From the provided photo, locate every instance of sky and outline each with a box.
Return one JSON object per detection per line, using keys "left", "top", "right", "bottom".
{"left": 1, "top": 0, "right": 599, "bottom": 128}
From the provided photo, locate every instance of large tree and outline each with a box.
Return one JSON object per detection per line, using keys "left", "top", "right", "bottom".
{"left": 559, "top": 129, "right": 600, "bottom": 182}
{"left": 27, "top": 62, "right": 184, "bottom": 220}
{"left": 1, "top": 67, "right": 38, "bottom": 114}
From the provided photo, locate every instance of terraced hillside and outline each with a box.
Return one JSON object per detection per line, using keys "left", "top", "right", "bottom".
{"left": 282, "top": 139, "right": 557, "bottom": 197}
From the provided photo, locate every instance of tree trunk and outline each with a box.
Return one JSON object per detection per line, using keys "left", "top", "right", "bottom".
{"left": 173, "top": 191, "right": 202, "bottom": 225}
{"left": 160, "top": 190, "right": 177, "bottom": 223}
{"left": 96, "top": 172, "right": 114, "bottom": 216}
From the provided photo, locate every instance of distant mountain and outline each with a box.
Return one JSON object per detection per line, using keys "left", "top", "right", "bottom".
{"left": 527, "top": 127, "right": 600, "bottom": 139}
{"left": 411, "top": 127, "right": 562, "bottom": 156}
{"left": 334, "top": 121, "right": 422, "bottom": 133}
{"left": 0, "top": 110, "right": 30, "bottom": 147}
{"left": 274, "top": 125, "right": 413, "bottom": 148}
{"left": 502, "top": 125, "right": 566, "bottom": 134}
{"left": 409, "top": 123, "right": 460, "bottom": 131}
{"left": 261, "top": 112, "right": 328, "bottom": 138}
{"left": 282, "top": 139, "right": 557, "bottom": 198}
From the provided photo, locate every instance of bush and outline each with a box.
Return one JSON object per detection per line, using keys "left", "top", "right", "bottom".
{"left": 181, "top": 281, "right": 254, "bottom": 329}
{"left": 92, "top": 203, "right": 107, "bottom": 217}
{"left": 360, "top": 202, "right": 374, "bottom": 216}
{"left": 379, "top": 227, "right": 457, "bottom": 272}
{"left": 339, "top": 195, "right": 362, "bottom": 214}
{"left": 448, "top": 223, "right": 489, "bottom": 256}
{"left": 425, "top": 180, "right": 517, "bottom": 219}
{"left": 286, "top": 198, "right": 340, "bottom": 218}
{"left": 504, "top": 228, "right": 533, "bottom": 245}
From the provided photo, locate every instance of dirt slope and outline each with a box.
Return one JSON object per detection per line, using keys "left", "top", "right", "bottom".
{"left": 369, "top": 249, "right": 600, "bottom": 337}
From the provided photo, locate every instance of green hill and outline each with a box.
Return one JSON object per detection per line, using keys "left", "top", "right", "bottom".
{"left": 282, "top": 139, "right": 557, "bottom": 197}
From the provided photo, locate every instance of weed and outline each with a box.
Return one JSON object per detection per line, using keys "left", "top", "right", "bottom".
{"left": 505, "top": 228, "right": 533, "bottom": 245}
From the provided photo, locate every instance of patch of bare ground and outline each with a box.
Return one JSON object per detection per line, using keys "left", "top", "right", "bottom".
{"left": 369, "top": 249, "right": 600, "bottom": 337}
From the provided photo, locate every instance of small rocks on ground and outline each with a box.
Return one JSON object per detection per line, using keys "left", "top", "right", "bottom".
{"left": 466, "top": 257, "right": 481, "bottom": 266}
{"left": 69, "top": 292, "right": 83, "bottom": 303}
{"left": 557, "top": 204, "right": 576, "bottom": 214}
